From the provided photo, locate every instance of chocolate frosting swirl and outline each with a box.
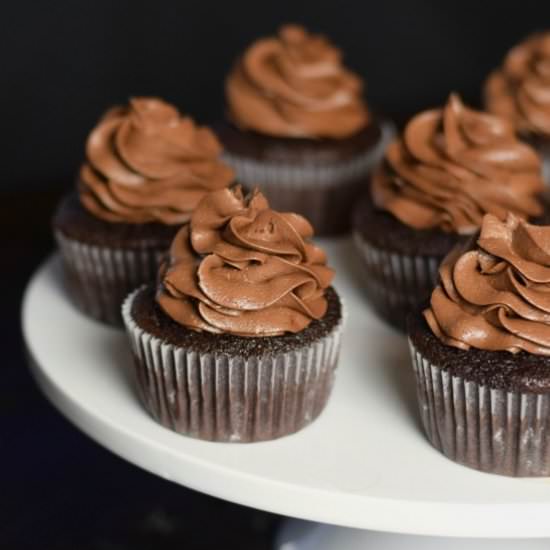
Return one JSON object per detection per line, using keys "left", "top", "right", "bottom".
{"left": 225, "top": 24, "right": 369, "bottom": 139}
{"left": 79, "top": 97, "right": 234, "bottom": 225}
{"left": 371, "top": 94, "right": 543, "bottom": 234}
{"left": 485, "top": 33, "right": 550, "bottom": 138}
{"left": 425, "top": 213, "right": 550, "bottom": 355}
{"left": 156, "top": 187, "right": 334, "bottom": 336}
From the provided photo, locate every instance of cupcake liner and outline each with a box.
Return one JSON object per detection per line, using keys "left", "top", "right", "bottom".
{"left": 224, "top": 122, "right": 394, "bottom": 187}
{"left": 540, "top": 147, "right": 550, "bottom": 186}
{"left": 55, "top": 231, "right": 164, "bottom": 326}
{"left": 122, "top": 288, "right": 343, "bottom": 442}
{"left": 409, "top": 341, "right": 550, "bottom": 477}
{"left": 222, "top": 122, "right": 395, "bottom": 235}
{"left": 224, "top": 145, "right": 379, "bottom": 188}
{"left": 523, "top": 138, "right": 550, "bottom": 186}
{"left": 353, "top": 231, "right": 441, "bottom": 330}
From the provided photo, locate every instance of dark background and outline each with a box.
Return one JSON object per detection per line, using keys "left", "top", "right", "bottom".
{"left": 4, "top": 1, "right": 550, "bottom": 548}
{"left": 5, "top": 0, "right": 550, "bottom": 192}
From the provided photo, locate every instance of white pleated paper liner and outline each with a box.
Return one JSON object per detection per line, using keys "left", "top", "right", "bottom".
{"left": 55, "top": 231, "right": 165, "bottom": 326}
{"left": 540, "top": 146, "right": 550, "bottom": 186}
{"left": 122, "top": 287, "right": 344, "bottom": 443}
{"left": 353, "top": 230, "right": 441, "bottom": 330}
{"left": 409, "top": 340, "right": 550, "bottom": 477}
{"left": 222, "top": 122, "right": 395, "bottom": 235}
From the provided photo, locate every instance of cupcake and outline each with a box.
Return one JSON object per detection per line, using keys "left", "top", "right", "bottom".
{"left": 353, "top": 93, "right": 546, "bottom": 330}
{"left": 484, "top": 32, "right": 550, "bottom": 184}
{"left": 53, "top": 97, "right": 234, "bottom": 326}
{"left": 122, "top": 187, "right": 343, "bottom": 442}
{"left": 409, "top": 213, "right": 550, "bottom": 477}
{"left": 217, "top": 24, "right": 391, "bottom": 236}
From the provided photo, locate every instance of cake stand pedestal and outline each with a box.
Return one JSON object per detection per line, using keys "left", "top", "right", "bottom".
{"left": 275, "top": 520, "right": 549, "bottom": 549}
{"left": 22, "top": 241, "right": 550, "bottom": 548}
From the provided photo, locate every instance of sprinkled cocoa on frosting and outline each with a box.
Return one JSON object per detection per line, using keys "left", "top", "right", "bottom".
{"left": 485, "top": 32, "right": 550, "bottom": 138}
{"left": 225, "top": 24, "right": 369, "bottom": 139}
{"left": 425, "top": 213, "right": 550, "bottom": 355}
{"left": 79, "top": 97, "right": 234, "bottom": 225}
{"left": 156, "top": 187, "right": 334, "bottom": 336}
{"left": 371, "top": 94, "right": 544, "bottom": 234}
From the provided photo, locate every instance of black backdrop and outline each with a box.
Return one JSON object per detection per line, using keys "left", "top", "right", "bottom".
{"left": 5, "top": 0, "right": 550, "bottom": 191}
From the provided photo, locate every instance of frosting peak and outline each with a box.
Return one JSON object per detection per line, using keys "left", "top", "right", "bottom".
{"left": 225, "top": 24, "right": 369, "bottom": 139}
{"left": 157, "top": 187, "right": 334, "bottom": 336}
{"left": 79, "top": 97, "right": 234, "bottom": 224}
{"left": 372, "top": 94, "right": 543, "bottom": 234}
{"left": 425, "top": 213, "right": 550, "bottom": 355}
{"left": 485, "top": 32, "right": 550, "bottom": 137}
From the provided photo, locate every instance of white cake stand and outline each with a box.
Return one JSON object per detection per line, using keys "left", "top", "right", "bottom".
{"left": 22, "top": 239, "right": 550, "bottom": 549}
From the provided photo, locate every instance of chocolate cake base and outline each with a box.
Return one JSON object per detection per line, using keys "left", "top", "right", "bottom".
{"left": 216, "top": 120, "right": 382, "bottom": 163}
{"left": 352, "top": 192, "right": 465, "bottom": 331}
{"left": 53, "top": 193, "right": 179, "bottom": 326}
{"left": 353, "top": 191, "right": 550, "bottom": 331}
{"left": 216, "top": 120, "right": 390, "bottom": 236}
{"left": 53, "top": 192, "right": 178, "bottom": 247}
{"left": 408, "top": 314, "right": 550, "bottom": 477}
{"left": 123, "top": 285, "right": 343, "bottom": 442}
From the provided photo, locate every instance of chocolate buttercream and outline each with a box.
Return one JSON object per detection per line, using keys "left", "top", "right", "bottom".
{"left": 225, "top": 24, "right": 368, "bottom": 139}
{"left": 79, "top": 97, "right": 234, "bottom": 224}
{"left": 156, "top": 187, "right": 334, "bottom": 336}
{"left": 425, "top": 213, "right": 550, "bottom": 355}
{"left": 372, "top": 94, "right": 543, "bottom": 234}
{"left": 485, "top": 32, "right": 550, "bottom": 138}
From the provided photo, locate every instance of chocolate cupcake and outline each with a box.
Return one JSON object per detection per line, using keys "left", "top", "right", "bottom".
{"left": 122, "top": 187, "right": 343, "bottom": 442}
{"left": 217, "top": 24, "right": 391, "bottom": 236}
{"left": 353, "top": 93, "right": 545, "bottom": 330}
{"left": 484, "top": 32, "right": 550, "bottom": 184}
{"left": 409, "top": 213, "right": 550, "bottom": 477}
{"left": 53, "top": 97, "right": 234, "bottom": 326}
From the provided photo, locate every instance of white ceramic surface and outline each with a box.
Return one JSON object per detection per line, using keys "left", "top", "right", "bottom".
{"left": 22, "top": 239, "right": 550, "bottom": 538}
{"left": 276, "top": 520, "right": 549, "bottom": 549}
